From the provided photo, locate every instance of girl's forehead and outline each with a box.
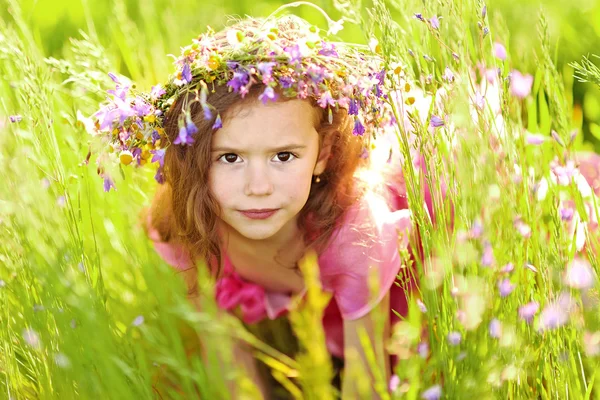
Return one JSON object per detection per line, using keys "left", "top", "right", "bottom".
{"left": 212, "top": 99, "right": 320, "bottom": 148}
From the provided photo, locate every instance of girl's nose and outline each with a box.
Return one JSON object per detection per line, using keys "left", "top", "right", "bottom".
{"left": 244, "top": 163, "right": 274, "bottom": 196}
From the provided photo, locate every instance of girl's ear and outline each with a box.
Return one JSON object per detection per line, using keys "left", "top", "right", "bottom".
{"left": 313, "top": 132, "right": 335, "bottom": 175}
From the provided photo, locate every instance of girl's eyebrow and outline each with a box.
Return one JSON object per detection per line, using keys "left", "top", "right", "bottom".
{"left": 211, "top": 144, "right": 307, "bottom": 152}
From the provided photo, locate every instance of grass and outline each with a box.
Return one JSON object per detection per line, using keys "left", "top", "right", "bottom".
{"left": 2, "top": 0, "right": 600, "bottom": 398}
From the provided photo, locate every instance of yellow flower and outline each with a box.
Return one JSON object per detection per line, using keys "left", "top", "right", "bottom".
{"left": 119, "top": 150, "right": 134, "bottom": 165}
{"left": 405, "top": 97, "right": 415, "bottom": 105}
{"left": 144, "top": 114, "right": 156, "bottom": 123}
{"left": 207, "top": 55, "right": 220, "bottom": 71}
{"left": 404, "top": 82, "right": 411, "bottom": 92}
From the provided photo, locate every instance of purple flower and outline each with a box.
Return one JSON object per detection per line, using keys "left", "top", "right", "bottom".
{"left": 429, "top": 16, "right": 440, "bottom": 30}
{"left": 498, "top": 278, "right": 515, "bottom": 297}
{"left": 9, "top": 115, "right": 22, "bottom": 123}
{"left": 132, "top": 97, "right": 152, "bottom": 117}
{"left": 430, "top": 115, "right": 445, "bottom": 128}
{"left": 518, "top": 301, "right": 539, "bottom": 323}
{"left": 154, "top": 166, "right": 165, "bottom": 184}
{"left": 560, "top": 207, "right": 574, "bottom": 221}
{"left": 353, "top": 119, "right": 365, "bottom": 136}
{"left": 212, "top": 114, "right": 223, "bottom": 130}
{"left": 526, "top": 133, "right": 547, "bottom": 145}
{"left": 151, "top": 130, "right": 161, "bottom": 145}
{"left": 481, "top": 242, "right": 495, "bottom": 267}
{"left": 482, "top": 5, "right": 487, "bottom": 18}
{"left": 307, "top": 65, "right": 326, "bottom": 84}
{"left": 551, "top": 130, "right": 565, "bottom": 147}
{"left": 539, "top": 302, "right": 569, "bottom": 330}
{"left": 227, "top": 71, "right": 250, "bottom": 93}
{"left": 348, "top": 98, "right": 359, "bottom": 115}
{"left": 563, "top": 257, "right": 595, "bottom": 289}
{"left": 443, "top": 67, "right": 455, "bottom": 83}
{"left": 500, "top": 262, "right": 514, "bottom": 274}
{"left": 417, "top": 342, "right": 429, "bottom": 358}
{"left": 494, "top": 43, "right": 507, "bottom": 60}
{"left": 108, "top": 72, "right": 120, "bottom": 83}
{"left": 257, "top": 62, "right": 276, "bottom": 78}
{"left": 421, "top": 384, "right": 442, "bottom": 400}
{"left": 389, "top": 375, "right": 400, "bottom": 392}
{"left": 483, "top": 27, "right": 490, "bottom": 37}
{"left": 203, "top": 104, "right": 213, "bottom": 120}
{"left": 489, "top": 319, "right": 502, "bottom": 338}
{"left": 447, "top": 331, "right": 461, "bottom": 346}
{"left": 510, "top": 70, "right": 534, "bottom": 98}
{"left": 150, "top": 84, "right": 166, "bottom": 99}
{"left": 417, "top": 299, "right": 427, "bottom": 313}
{"left": 279, "top": 76, "right": 294, "bottom": 89}
{"left": 103, "top": 175, "right": 116, "bottom": 192}
{"left": 318, "top": 41, "right": 339, "bottom": 57}
{"left": 258, "top": 87, "right": 277, "bottom": 104}
{"left": 181, "top": 63, "right": 192, "bottom": 84}
{"left": 174, "top": 117, "right": 198, "bottom": 146}
{"left": 317, "top": 90, "right": 335, "bottom": 108}
{"left": 151, "top": 149, "right": 166, "bottom": 167}
{"left": 285, "top": 44, "right": 302, "bottom": 64}
{"left": 414, "top": 13, "right": 425, "bottom": 21}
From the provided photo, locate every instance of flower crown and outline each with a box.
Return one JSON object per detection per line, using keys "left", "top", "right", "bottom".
{"left": 86, "top": 16, "right": 392, "bottom": 191}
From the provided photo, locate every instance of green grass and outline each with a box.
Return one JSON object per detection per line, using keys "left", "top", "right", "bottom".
{"left": 2, "top": 0, "right": 600, "bottom": 398}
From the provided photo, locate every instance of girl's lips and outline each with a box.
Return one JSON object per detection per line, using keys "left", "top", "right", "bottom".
{"left": 239, "top": 209, "right": 279, "bottom": 220}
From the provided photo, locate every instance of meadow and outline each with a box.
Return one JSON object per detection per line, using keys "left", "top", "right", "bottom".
{"left": 3, "top": 0, "right": 600, "bottom": 398}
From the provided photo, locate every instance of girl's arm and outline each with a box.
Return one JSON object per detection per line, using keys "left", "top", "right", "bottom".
{"left": 341, "top": 293, "right": 391, "bottom": 399}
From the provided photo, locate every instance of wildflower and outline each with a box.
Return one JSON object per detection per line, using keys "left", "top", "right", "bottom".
{"left": 583, "top": 331, "right": 600, "bottom": 356}
{"left": 526, "top": 133, "right": 546, "bottom": 145}
{"left": 103, "top": 175, "right": 116, "bottom": 192}
{"left": 414, "top": 13, "right": 425, "bottom": 21}
{"left": 348, "top": 98, "right": 359, "bottom": 115}
{"left": 119, "top": 150, "right": 134, "bottom": 166}
{"left": 482, "top": 5, "right": 487, "bottom": 18}
{"left": 132, "top": 315, "right": 145, "bottom": 326}
{"left": 181, "top": 63, "right": 192, "bottom": 84}
{"left": 551, "top": 160, "right": 577, "bottom": 186}
{"left": 443, "top": 67, "right": 455, "bottom": 82}
{"left": 318, "top": 41, "right": 339, "bottom": 57}
{"left": 227, "top": 70, "right": 250, "bottom": 93}
{"left": 285, "top": 44, "right": 303, "bottom": 64}
{"left": 489, "top": 319, "right": 502, "bottom": 338}
{"left": 212, "top": 114, "right": 223, "bottom": 130}
{"left": 155, "top": 167, "right": 165, "bottom": 184}
{"left": 418, "top": 342, "right": 429, "bottom": 358}
{"left": 150, "top": 84, "right": 166, "bottom": 99}
{"left": 560, "top": 207, "right": 574, "bottom": 221}
{"left": 514, "top": 219, "right": 531, "bottom": 238}
{"left": 317, "top": 90, "right": 335, "bottom": 108}
{"left": 563, "top": 257, "right": 595, "bottom": 290}
{"left": 429, "top": 16, "right": 440, "bottom": 30}
{"left": 421, "top": 384, "right": 442, "bottom": 400}
{"left": 174, "top": 117, "right": 198, "bottom": 146}
{"left": 258, "top": 87, "right": 277, "bottom": 104}
{"left": 417, "top": 299, "right": 427, "bottom": 313}
{"left": 500, "top": 262, "right": 514, "bottom": 273}
{"left": 539, "top": 302, "right": 569, "bottom": 330}
{"left": 447, "top": 331, "right": 461, "bottom": 345}
{"left": 429, "top": 115, "right": 444, "bottom": 128}
{"left": 498, "top": 279, "right": 515, "bottom": 297}
{"left": 9, "top": 114, "right": 22, "bottom": 123}
{"left": 474, "top": 91, "right": 485, "bottom": 109}
{"left": 551, "top": 130, "right": 565, "bottom": 146}
{"left": 483, "top": 27, "right": 490, "bottom": 37}
{"left": 353, "top": 119, "right": 365, "bottom": 136}
{"left": 468, "top": 220, "right": 483, "bottom": 239}
{"left": 518, "top": 301, "right": 539, "bottom": 323}
{"left": 481, "top": 242, "right": 495, "bottom": 267}
{"left": 151, "top": 149, "right": 166, "bottom": 167}
{"left": 257, "top": 61, "right": 276, "bottom": 78}
{"left": 23, "top": 329, "right": 41, "bottom": 349}
{"left": 494, "top": 43, "right": 507, "bottom": 60}
{"left": 510, "top": 70, "right": 534, "bottom": 98}
{"left": 389, "top": 375, "right": 400, "bottom": 392}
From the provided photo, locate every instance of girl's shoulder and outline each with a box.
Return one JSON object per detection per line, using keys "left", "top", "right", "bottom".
{"left": 317, "top": 189, "right": 412, "bottom": 320}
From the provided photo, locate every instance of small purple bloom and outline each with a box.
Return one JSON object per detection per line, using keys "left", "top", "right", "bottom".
{"left": 103, "top": 175, "right": 116, "bottom": 192}
{"left": 353, "top": 119, "right": 365, "bottom": 136}
{"left": 151, "top": 130, "right": 161, "bottom": 145}
{"left": 494, "top": 43, "right": 507, "bottom": 60}
{"left": 212, "top": 114, "right": 223, "bottom": 130}
{"left": 285, "top": 44, "right": 302, "bottom": 64}
{"left": 498, "top": 278, "right": 515, "bottom": 297}
{"left": 182, "top": 63, "right": 192, "bottom": 84}
{"left": 151, "top": 149, "right": 166, "bottom": 167}
{"left": 279, "top": 76, "right": 294, "bottom": 89}
{"left": 417, "top": 299, "right": 427, "bottom": 313}
{"left": 560, "top": 207, "right": 574, "bottom": 221}
{"left": 482, "top": 5, "right": 487, "bottom": 18}
{"left": 174, "top": 117, "right": 197, "bottom": 146}
{"left": 483, "top": 27, "right": 490, "bottom": 37}
{"left": 510, "top": 70, "right": 534, "bottom": 98}
{"left": 481, "top": 242, "right": 495, "bottom": 267}
{"left": 418, "top": 342, "right": 429, "bottom": 358}
{"left": 9, "top": 115, "right": 22, "bottom": 123}
{"left": 389, "top": 375, "right": 400, "bottom": 392}
{"left": 429, "top": 16, "right": 440, "bottom": 30}
{"left": 526, "top": 133, "right": 547, "bottom": 145}
{"left": 150, "top": 84, "right": 166, "bottom": 98}
{"left": 227, "top": 71, "right": 250, "bottom": 93}
{"left": 348, "top": 98, "right": 359, "bottom": 115}
{"left": 489, "top": 318, "right": 501, "bottom": 338}
{"left": 563, "top": 257, "right": 595, "bottom": 290}
{"left": 258, "top": 87, "right": 277, "bottom": 105}
{"left": 447, "top": 331, "right": 461, "bottom": 346}
{"left": 443, "top": 67, "right": 455, "bottom": 83}
{"left": 421, "top": 384, "right": 442, "bottom": 400}
{"left": 132, "top": 315, "right": 145, "bottom": 326}
{"left": 108, "top": 72, "right": 120, "bottom": 83}
{"left": 203, "top": 105, "right": 213, "bottom": 120}
{"left": 132, "top": 97, "right": 152, "bottom": 117}
{"left": 430, "top": 115, "right": 445, "bottom": 128}
{"left": 539, "top": 303, "right": 569, "bottom": 330}
{"left": 518, "top": 301, "right": 539, "bottom": 323}
{"left": 307, "top": 65, "right": 326, "bottom": 84}
{"left": 500, "top": 262, "right": 515, "bottom": 274}
{"left": 257, "top": 62, "right": 276, "bottom": 78}
{"left": 317, "top": 90, "right": 335, "bottom": 108}
{"left": 318, "top": 41, "right": 339, "bottom": 57}
{"left": 154, "top": 166, "right": 165, "bottom": 184}
{"left": 414, "top": 13, "right": 425, "bottom": 21}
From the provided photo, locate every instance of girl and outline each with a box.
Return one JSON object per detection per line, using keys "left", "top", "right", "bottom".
{"left": 89, "top": 14, "right": 418, "bottom": 398}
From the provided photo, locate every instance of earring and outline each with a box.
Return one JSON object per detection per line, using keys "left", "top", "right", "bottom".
{"left": 314, "top": 175, "right": 321, "bottom": 183}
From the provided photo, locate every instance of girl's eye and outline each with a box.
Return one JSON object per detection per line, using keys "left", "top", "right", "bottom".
{"left": 219, "top": 153, "right": 240, "bottom": 163}
{"left": 275, "top": 152, "right": 296, "bottom": 162}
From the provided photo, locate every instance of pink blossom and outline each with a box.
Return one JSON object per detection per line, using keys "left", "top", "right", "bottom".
{"left": 494, "top": 43, "right": 507, "bottom": 60}
{"left": 563, "top": 257, "right": 595, "bottom": 289}
{"left": 518, "top": 301, "right": 539, "bottom": 322}
{"left": 510, "top": 70, "right": 533, "bottom": 98}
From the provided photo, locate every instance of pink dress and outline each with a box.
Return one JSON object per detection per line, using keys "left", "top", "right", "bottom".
{"left": 148, "top": 188, "right": 419, "bottom": 359}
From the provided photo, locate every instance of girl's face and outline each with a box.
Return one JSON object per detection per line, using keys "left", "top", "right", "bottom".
{"left": 208, "top": 99, "right": 327, "bottom": 242}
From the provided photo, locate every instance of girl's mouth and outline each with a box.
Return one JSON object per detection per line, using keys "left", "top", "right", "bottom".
{"left": 239, "top": 209, "right": 279, "bottom": 220}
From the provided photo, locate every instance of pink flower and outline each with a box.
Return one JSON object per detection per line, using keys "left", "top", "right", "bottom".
{"left": 518, "top": 301, "right": 539, "bottom": 322}
{"left": 510, "top": 70, "right": 533, "bottom": 98}
{"left": 563, "top": 257, "right": 595, "bottom": 290}
{"left": 494, "top": 43, "right": 507, "bottom": 60}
